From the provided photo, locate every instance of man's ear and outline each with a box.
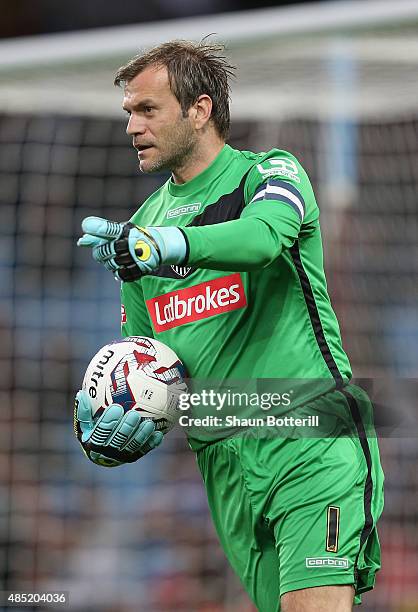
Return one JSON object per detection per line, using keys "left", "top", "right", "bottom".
{"left": 192, "top": 94, "right": 213, "bottom": 130}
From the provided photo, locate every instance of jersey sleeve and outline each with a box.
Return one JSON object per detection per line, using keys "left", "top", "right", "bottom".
{"left": 120, "top": 280, "right": 154, "bottom": 338}
{"left": 181, "top": 150, "right": 318, "bottom": 271}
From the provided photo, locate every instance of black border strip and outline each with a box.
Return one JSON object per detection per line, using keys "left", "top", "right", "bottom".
{"left": 289, "top": 241, "right": 344, "bottom": 387}
{"left": 326, "top": 505, "right": 340, "bottom": 553}
{"left": 264, "top": 192, "right": 303, "bottom": 221}
{"left": 267, "top": 178, "right": 306, "bottom": 213}
{"left": 342, "top": 388, "right": 374, "bottom": 575}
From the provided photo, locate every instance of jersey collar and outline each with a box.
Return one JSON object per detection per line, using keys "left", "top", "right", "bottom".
{"left": 167, "top": 144, "right": 234, "bottom": 198}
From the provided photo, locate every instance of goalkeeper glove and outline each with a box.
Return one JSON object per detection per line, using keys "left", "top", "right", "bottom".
{"left": 74, "top": 390, "right": 163, "bottom": 467}
{"left": 77, "top": 216, "right": 187, "bottom": 282}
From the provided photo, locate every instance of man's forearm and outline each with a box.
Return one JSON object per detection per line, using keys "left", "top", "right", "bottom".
{"left": 78, "top": 202, "right": 301, "bottom": 280}
{"left": 181, "top": 203, "right": 301, "bottom": 271}
{"left": 181, "top": 217, "right": 280, "bottom": 271}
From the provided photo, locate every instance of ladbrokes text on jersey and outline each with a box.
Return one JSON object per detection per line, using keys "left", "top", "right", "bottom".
{"left": 146, "top": 274, "right": 247, "bottom": 332}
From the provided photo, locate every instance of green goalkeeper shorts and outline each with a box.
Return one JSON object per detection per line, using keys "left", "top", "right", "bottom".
{"left": 196, "top": 384, "right": 384, "bottom": 611}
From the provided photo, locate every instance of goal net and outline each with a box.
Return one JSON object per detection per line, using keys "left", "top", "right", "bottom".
{"left": 0, "top": 1, "right": 417, "bottom": 610}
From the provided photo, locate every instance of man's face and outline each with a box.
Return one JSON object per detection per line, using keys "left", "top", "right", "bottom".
{"left": 123, "top": 65, "right": 197, "bottom": 174}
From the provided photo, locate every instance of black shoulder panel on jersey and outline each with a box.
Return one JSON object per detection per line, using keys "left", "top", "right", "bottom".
{"left": 151, "top": 169, "right": 251, "bottom": 280}
{"left": 187, "top": 169, "right": 249, "bottom": 227}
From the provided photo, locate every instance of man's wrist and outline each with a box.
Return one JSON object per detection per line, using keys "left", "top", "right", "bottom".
{"left": 148, "top": 226, "right": 188, "bottom": 265}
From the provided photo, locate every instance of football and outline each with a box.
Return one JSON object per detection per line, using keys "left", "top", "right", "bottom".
{"left": 82, "top": 336, "right": 188, "bottom": 433}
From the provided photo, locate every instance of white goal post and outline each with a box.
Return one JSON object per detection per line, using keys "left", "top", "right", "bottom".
{"left": 0, "top": 0, "right": 418, "bottom": 119}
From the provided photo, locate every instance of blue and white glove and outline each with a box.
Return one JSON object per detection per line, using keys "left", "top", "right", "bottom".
{"left": 77, "top": 217, "right": 187, "bottom": 282}
{"left": 74, "top": 390, "right": 163, "bottom": 467}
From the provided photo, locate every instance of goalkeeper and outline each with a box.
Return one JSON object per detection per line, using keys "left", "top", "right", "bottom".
{"left": 75, "top": 40, "right": 384, "bottom": 612}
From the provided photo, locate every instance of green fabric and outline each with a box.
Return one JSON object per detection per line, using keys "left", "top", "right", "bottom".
{"left": 196, "top": 386, "right": 384, "bottom": 611}
{"left": 122, "top": 144, "right": 352, "bottom": 449}
{"left": 120, "top": 146, "right": 384, "bottom": 607}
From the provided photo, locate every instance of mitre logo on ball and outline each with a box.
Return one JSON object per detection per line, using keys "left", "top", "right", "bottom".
{"left": 82, "top": 336, "right": 188, "bottom": 433}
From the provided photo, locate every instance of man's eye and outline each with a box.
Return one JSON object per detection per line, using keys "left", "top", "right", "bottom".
{"left": 145, "top": 107, "right": 153, "bottom": 113}
{"left": 125, "top": 110, "right": 131, "bottom": 116}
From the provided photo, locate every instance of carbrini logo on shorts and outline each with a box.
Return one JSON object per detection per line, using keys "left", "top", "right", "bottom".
{"left": 146, "top": 273, "right": 247, "bottom": 332}
{"left": 306, "top": 557, "right": 350, "bottom": 569}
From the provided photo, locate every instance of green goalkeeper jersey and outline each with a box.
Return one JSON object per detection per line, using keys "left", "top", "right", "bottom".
{"left": 121, "top": 144, "right": 351, "bottom": 441}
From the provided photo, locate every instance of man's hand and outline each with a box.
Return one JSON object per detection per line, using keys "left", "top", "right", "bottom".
{"left": 77, "top": 216, "right": 187, "bottom": 282}
{"left": 74, "top": 390, "right": 163, "bottom": 467}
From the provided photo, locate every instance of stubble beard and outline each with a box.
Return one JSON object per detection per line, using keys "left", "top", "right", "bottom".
{"left": 139, "top": 115, "right": 198, "bottom": 175}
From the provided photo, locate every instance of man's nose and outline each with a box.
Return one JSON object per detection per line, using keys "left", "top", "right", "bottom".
{"left": 126, "top": 115, "right": 146, "bottom": 136}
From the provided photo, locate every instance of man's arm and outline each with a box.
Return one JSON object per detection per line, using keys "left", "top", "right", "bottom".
{"left": 74, "top": 276, "right": 162, "bottom": 467}
{"left": 78, "top": 151, "right": 316, "bottom": 278}
{"left": 78, "top": 197, "right": 305, "bottom": 277}
{"left": 181, "top": 152, "right": 314, "bottom": 270}
{"left": 181, "top": 197, "right": 303, "bottom": 271}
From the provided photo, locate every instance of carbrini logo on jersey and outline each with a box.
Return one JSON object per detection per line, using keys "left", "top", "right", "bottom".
{"left": 166, "top": 203, "right": 202, "bottom": 219}
{"left": 305, "top": 557, "right": 350, "bottom": 569}
{"left": 146, "top": 273, "right": 247, "bottom": 332}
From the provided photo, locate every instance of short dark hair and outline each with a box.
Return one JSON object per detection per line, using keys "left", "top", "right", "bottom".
{"left": 114, "top": 39, "right": 236, "bottom": 140}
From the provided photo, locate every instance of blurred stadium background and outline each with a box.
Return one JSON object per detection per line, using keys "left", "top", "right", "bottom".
{"left": 1, "top": 0, "right": 418, "bottom": 610}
